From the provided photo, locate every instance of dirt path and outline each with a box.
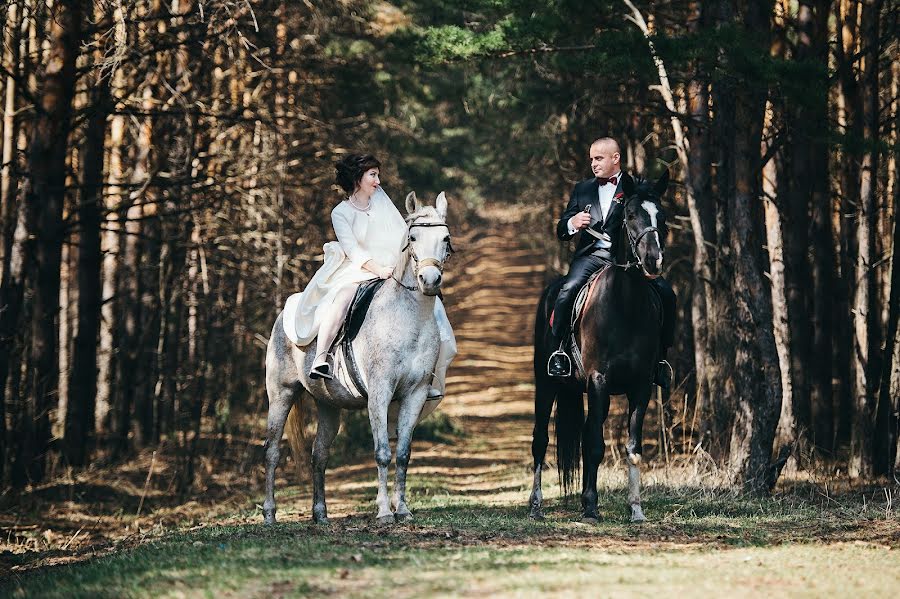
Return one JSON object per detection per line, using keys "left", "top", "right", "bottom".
{"left": 3, "top": 222, "right": 899, "bottom": 589}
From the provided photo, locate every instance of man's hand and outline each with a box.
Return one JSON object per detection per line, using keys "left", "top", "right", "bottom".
{"left": 570, "top": 212, "right": 592, "bottom": 231}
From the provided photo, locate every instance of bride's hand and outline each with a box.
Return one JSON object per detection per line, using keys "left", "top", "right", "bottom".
{"left": 378, "top": 265, "right": 394, "bottom": 279}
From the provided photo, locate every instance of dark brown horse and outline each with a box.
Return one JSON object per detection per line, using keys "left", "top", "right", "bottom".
{"left": 529, "top": 171, "right": 669, "bottom": 523}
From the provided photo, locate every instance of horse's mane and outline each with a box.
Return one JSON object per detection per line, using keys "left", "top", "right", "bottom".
{"left": 628, "top": 176, "right": 661, "bottom": 204}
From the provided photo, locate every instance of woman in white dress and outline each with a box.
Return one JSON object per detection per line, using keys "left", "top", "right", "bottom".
{"left": 286, "top": 154, "right": 455, "bottom": 397}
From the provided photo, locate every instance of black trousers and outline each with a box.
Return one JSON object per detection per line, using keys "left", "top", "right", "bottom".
{"left": 551, "top": 253, "right": 676, "bottom": 353}
{"left": 551, "top": 253, "right": 608, "bottom": 338}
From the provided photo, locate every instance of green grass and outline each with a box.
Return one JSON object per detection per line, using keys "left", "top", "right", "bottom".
{"left": 4, "top": 486, "right": 898, "bottom": 598}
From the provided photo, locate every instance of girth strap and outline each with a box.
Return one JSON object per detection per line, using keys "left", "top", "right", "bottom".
{"left": 341, "top": 336, "right": 369, "bottom": 399}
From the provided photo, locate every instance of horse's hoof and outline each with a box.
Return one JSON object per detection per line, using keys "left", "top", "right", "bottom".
{"left": 630, "top": 506, "right": 646, "bottom": 523}
{"left": 580, "top": 514, "right": 600, "bottom": 525}
{"left": 313, "top": 517, "right": 331, "bottom": 526}
{"left": 529, "top": 510, "right": 544, "bottom": 521}
{"left": 376, "top": 514, "right": 395, "bottom": 526}
{"left": 263, "top": 509, "right": 276, "bottom": 525}
{"left": 395, "top": 510, "right": 413, "bottom": 523}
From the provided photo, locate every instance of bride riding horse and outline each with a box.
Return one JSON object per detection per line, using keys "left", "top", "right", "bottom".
{"left": 263, "top": 190, "right": 454, "bottom": 525}
{"left": 530, "top": 171, "right": 670, "bottom": 523}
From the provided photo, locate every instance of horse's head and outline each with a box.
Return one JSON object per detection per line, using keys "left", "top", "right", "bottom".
{"left": 402, "top": 191, "right": 453, "bottom": 296}
{"left": 620, "top": 170, "right": 669, "bottom": 278}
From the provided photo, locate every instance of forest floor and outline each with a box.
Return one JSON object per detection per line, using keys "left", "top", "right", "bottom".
{"left": 2, "top": 218, "right": 899, "bottom": 597}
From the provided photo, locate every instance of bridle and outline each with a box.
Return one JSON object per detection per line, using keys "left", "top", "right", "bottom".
{"left": 394, "top": 220, "right": 454, "bottom": 291}
{"left": 617, "top": 196, "right": 660, "bottom": 274}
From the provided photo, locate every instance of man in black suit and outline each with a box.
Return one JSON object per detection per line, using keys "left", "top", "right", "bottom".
{"left": 548, "top": 137, "right": 675, "bottom": 388}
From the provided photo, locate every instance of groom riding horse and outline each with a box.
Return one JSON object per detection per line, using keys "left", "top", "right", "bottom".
{"left": 548, "top": 138, "right": 675, "bottom": 384}
{"left": 529, "top": 137, "right": 675, "bottom": 523}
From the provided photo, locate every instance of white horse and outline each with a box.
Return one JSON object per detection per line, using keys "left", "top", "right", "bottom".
{"left": 263, "top": 191, "right": 453, "bottom": 525}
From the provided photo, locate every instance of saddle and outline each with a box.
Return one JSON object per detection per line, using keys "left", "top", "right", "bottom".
{"left": 333, "top": 278, "right": 385, "bottom": 398}
{"left": 547, "top": 267, "right": 607, "bottom": 380}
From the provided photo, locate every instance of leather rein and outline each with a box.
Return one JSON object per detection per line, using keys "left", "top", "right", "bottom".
{"left": 583, "top": 196, "right": 658, "bottom": 273}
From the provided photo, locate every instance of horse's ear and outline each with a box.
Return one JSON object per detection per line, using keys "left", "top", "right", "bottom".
{"left": 435, "top": 191, "right": 448, "bottom": 220}
{"left": 654, "top": 169, "right": 670, "bottom": 199}
{"left": 405, "top": 191, "right": 419, "bottom": 215}
{"left": 621, "top": 173, "right": 635, "bottom": 197}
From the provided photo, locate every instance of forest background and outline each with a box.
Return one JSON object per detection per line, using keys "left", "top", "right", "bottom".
{"left": 0, "top": 0, "right": 897, "bottom": 506}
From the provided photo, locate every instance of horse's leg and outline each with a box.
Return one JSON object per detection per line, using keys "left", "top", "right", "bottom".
{"left": 368, "top": 394, "right": 394, "bottom": 525}
{"left": 263, "top": 384, "right": 296, "bottom": 525}
{"left": 626, "top": 384, "right": 651, "bottom": 523}
{"left": 311, "top": 400, "right": 341, "bottom": 524}
{"left": 581, "top": 372, "right": 610, "bottom": 524}
{"left": 529, "top": 375, "right": 557, "bottom": 519}
{"left": 391, "top": 393, "right": 427, "bottom": 522}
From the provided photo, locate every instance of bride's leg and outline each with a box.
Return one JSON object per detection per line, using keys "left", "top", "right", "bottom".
{"left": 429, "top": 298, "right": 457, "bottom": 397}
{"left": 310, "top": 284, "right": 358, "bottom": 378}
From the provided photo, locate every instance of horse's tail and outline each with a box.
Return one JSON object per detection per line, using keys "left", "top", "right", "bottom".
{"left": 285, "top": 395, "right": 312, "bottom": 483}
{"left": 555, "top": 389, "right": 583, "bottom": 497}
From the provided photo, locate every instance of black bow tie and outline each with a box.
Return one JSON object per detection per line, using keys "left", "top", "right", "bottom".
{"left": 598, "top": 176, "right": 617, "bottom": 186}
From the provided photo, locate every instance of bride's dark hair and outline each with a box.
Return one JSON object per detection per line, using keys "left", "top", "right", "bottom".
{"left": 335, "top": 154, "right": 381, "bottom": 194}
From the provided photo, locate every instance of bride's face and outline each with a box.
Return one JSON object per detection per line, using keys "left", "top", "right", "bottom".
{"left": 356, "top": 168, "right": 380, "bottom": 197}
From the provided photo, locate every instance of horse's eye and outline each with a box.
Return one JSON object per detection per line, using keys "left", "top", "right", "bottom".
{"left": 410, "top": 235, "right": 417, "bottom": 242}
{"left": 443, "top": 236, "right": 450, "bottom": 243}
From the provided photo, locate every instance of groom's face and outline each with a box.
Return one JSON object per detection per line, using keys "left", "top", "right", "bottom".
{"left": 590, "top": 141, "right": 620, "bottom": 179}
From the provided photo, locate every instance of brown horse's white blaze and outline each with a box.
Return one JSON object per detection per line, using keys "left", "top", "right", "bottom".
{"left": 642, "top": 200, "right": 664, "bottom": 274}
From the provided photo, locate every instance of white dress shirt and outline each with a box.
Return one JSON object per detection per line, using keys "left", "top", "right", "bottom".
{"left": 566, "top": 171, "right": 621, "bottom": 250}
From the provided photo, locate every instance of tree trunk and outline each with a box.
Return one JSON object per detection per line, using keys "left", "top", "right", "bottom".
{"left": 882, "top": 154, "right": 899, "bottom": 473}
{"left": 848, "top": 0, "right": 881, "bottom": 480}
{"left": 0, "top": 0, "right": 23, "bottom": 486}
{"left": 65, "top": 83, "right": 108, "bottom": 466}
{"left": 0, "top": 1, "right": 22, "bottom": 283}
{"left": 762, "top": 103, "right": 795, "bottom": 455}
{"left": 95, "top": 101, "right": 125, "bottom": 437}
{"left": 874, "top": 50, "right": 897, "bottom": 475}
{"left": 834, "top": 0, "right": 862, "bottom": 450}
{"left": 22, "top": 0, "right": 83, "bottom": 484}
{"left": 0, "top": 185, "right": 34, "bottom": 487}
{"left": 721, "top": 0, "right": 783, "bottom": 494}
{"left": 795, "top": 0, "right": 834, "bottom": 452}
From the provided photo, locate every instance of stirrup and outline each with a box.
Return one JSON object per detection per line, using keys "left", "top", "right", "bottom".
{"left": 547, "top": 349, "right": 572, "bottom": 378}
{"left": 309, "top": 352, "right": 334, "bottom": 380}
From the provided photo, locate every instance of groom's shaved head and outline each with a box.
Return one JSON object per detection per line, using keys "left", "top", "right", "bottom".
{"left": 591, "top": 137, "right": 620, "bottom": 153}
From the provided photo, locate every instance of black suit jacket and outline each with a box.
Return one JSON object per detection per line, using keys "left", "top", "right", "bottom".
{"left": 556, "top": 175, "right": 626, "bottom": 260}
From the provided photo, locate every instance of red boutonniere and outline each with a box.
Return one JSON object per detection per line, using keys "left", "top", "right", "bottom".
{"left": 613, "top": 192, "right": 624, "bottom": 202}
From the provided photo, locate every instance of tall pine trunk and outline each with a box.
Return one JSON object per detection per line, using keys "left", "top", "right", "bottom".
{"left": 834, "top": 0, "right": 862, "bottom": 449}
{"left": 849, "top": 0, "right": 881, "bottom": 479}
{"left": 720, "top": 0, "right": 783, "bottom": 494}
{"left": 799, "top": 0, "right": 836, "bottom": 451}
{"left": 22, "top": 0, "right": 82, "bottom": 483}
{"left": 65, "top": 82, "right": 108, "bottom": 466}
